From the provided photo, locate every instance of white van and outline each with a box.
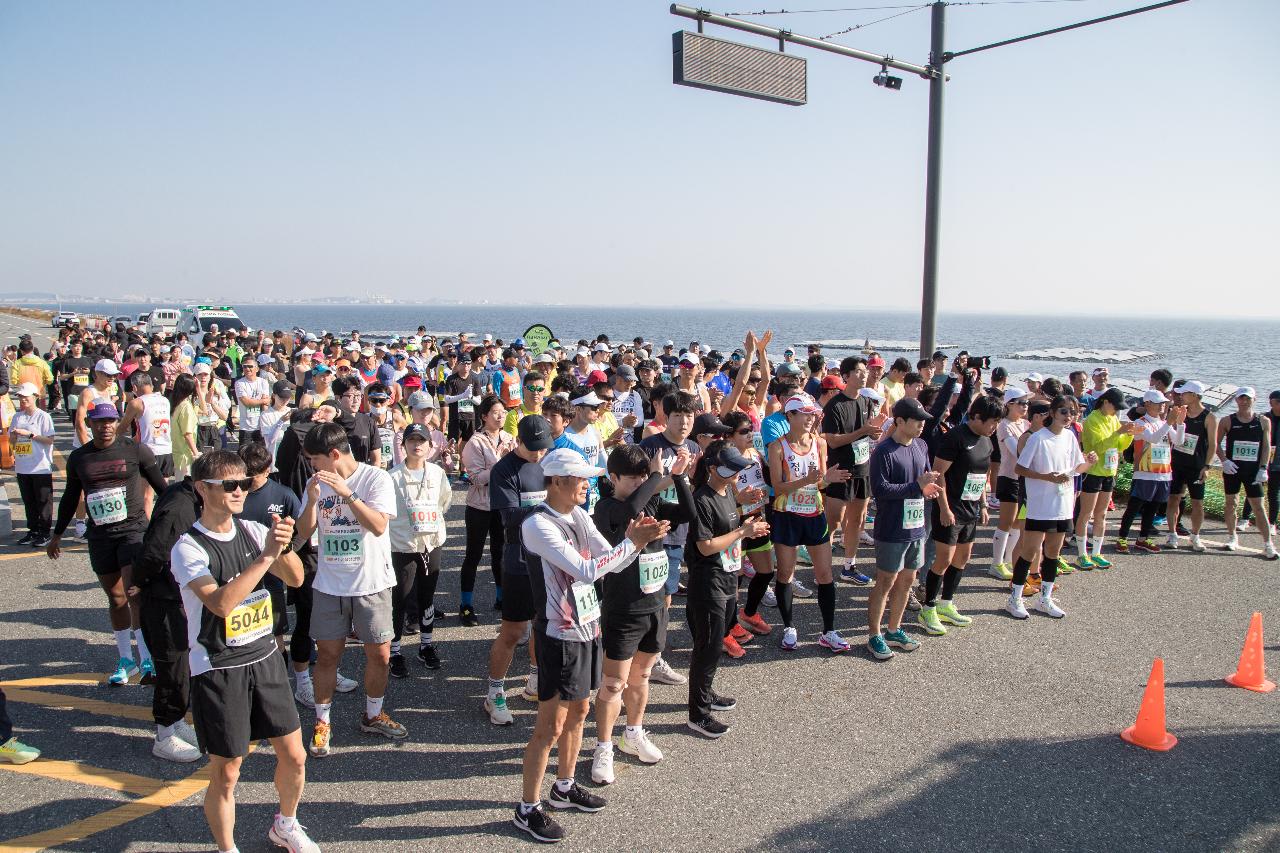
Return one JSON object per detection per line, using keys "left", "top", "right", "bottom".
{"left": 177, "top": 305, "right": 246, "bottom": 337}
{"left": 146, "top": 308, "right": 181, "bottom": 337}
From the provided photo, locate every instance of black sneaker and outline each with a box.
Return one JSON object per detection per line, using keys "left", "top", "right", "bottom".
{"left": 14, "top": 532, "right": 34, "bottom": 546}
{"left": 675, "top": 583, "right": 688, "bottom": 597}
{"left": 513, "top": 802, "right": 565, "bottom": 844}
{"left": 417, "top": 643, "right": 441, "bottom": 670}
{"left": 459, "top": 606, "right": 479, "bottom": 627}
{"left": 1176, "top": 522, "right": 1191, "bottom": 537}
{"left": 388, "top": 653, "right": 408, "bottom": 679}
{"left": 401, "top": 619, "right": 419, "bottom": 636}
{"left": 687, "top": 714, "right": 731, "bottom": 739}
{"left": 547, "top": 782, "right": 607, "bottom": 813}
{"left": 710, "top": 694, "right": 737, "bottom": 712}
{"left": 29, "top": 534, "right": 50, "bottom": 548}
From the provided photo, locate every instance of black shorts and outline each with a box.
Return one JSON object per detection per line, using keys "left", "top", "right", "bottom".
{"left": 535, "top": 631, "right": 603, "bottom": 702}
{"left": 1081, "top": 474, "right": 1115, "bottom": 494}
{"left": 1170, "top": 467, "right": 1205, "bottom": 500}
{"left": 447, "top": 417, "right": 475, "bottom": 444}
{"left": 1222, "top": 472, "right": 1264, "bottom": 499}
{"left": 930, "top": 511, "right": 978, "bottom": 545}
{"left": 822, "top": 476, "right": 870, "bottom": 503}
{"left": 1025, "top": 518, "right": 1072, "bottom": 533}
{"left": 995, "top": 476, "right": 1023, "bottom": 505}
{"left": 770, "top": 511, "right": 830, "bottom": 548}
{"left": 500, "top": 572, "right": 536, "bottom": 623}
{"left": 87, "top": 536, "right": 142, "bottom": 576}
{"left": 190, "top": 653, "right": 300, "bottom": 758}
{"left": 601, "top": 608, "right": 668, "bottom": 661}
{"left": 152, "top": 454, "right": 174, "bottom": 479}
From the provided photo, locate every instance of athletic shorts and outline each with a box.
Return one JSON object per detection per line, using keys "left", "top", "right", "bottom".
{"left": 1131, "top": 479, "right": 1171, "bottom": 504}
{"left": 1170, "top": 467, "right": 1205, "bottom": 500}
{"left": 1081, "top": 474, "right": 1115, "bottom": 494}
{"left": 930, "top": 512, "right": 978, "bottom": 545}
{"left": 874, "top": 538, "right": 925, "bottom": 574}
{"left": 1222, "top": 473, "right": 1264, "bottom": 499}
{"left": 770, "top": 511, "right": 829, "bottom": 548}
{"left": 995, "top": 476, "right": 1023, "bottom": 505}
{"left": 1025, "top": 518, "right": 1072, "bottom": 533}
{"left": 152, "top": 453, "right": 174, "bottom": 479}
{"left": 190, "top": 653, "right": 300, "bottom": 758}
{"left": 500, "top": 572, "right": 536, "bottom": 623}
{"left": 535, "top": 631, "right": 603, "bottom": 702}
{"left": 601, "top": 608, "right": 668, "bottom": 661}
{"left": 87, "top": 536, "right": 142, "bottom": 576}
{"left": 310, "top": 588, "right": 394, "bottom": 644}
{"left": 822, "top": 476, "right": 870, "bottom": 503}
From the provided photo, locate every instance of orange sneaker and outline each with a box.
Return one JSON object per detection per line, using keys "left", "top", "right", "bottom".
{"left": 1023, "top": 575, "right": 1042, "bottom": 597}
{"left": 722, "top": 636, "right": 747, "bottom": 659}
{"left": 740, "top": 611, "right": 773, "bottom": 635}
{"left": 729, "top": 624, "right": 753, "bottom": 644}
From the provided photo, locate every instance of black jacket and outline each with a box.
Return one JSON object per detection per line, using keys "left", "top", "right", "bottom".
{"left": 134, "top": 479, "right": 201, "bottom": 600}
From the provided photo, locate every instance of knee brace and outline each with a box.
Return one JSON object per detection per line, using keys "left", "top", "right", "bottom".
{"left": 599, "top": 675, "right": 625, "bottom": 701}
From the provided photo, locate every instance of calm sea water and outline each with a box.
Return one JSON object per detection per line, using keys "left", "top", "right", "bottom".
{"left": 50, "top": 302, "right": 1280, "bottom": 395}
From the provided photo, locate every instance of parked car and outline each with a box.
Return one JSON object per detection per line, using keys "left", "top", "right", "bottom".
{"left": 53, "top": 311, "right": 79, "bottom": 328}
{"left": 145, "top": 308, "right": 181, "bottom": 337}
{"left": 177, "top": 305, "right": 245, "bottom": 336}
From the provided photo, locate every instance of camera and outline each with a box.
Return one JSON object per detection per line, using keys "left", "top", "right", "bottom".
{"left": 872, "top": 72, "right": 902, "bottom": 90}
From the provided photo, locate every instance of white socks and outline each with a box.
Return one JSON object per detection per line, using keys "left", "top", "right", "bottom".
{"left": 1005, "top": 530, "right": 1021, "bottom": 565}
{"left": 1042, "top": 580, "right": 1055, "bottom": 600}
{"left": 1077, "top": 536, "right": 1088, "bottom": 559}
{"left": 625, "top": 725, "right": 643, "bottom": 740}
{"left": 295, "top": 668, "right": 311, "bottom": 688}
{"left": 114, "top": 629, "right": 133, "bottom": 660}
{"left": 992, "top": 530, "right": 1008, "bottom": 563}
{"left": 315, "top": 702, "right": 332, "bottom": 724}
{"left": 1090, "top": 536, "right": 1104, "bottom": 556}
{"left": 366, "top": 695, "right": 384, "bottom": 719}
{"left": 134, "top": 629, "right": 151, "bottom": 664}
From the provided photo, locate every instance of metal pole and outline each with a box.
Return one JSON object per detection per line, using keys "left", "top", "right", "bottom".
{"left": 918, "top": 1, "right": 945, "bottom": 361}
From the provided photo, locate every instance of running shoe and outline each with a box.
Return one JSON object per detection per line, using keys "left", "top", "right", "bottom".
{"left": 649, "top": 656, "right": 686, "bottom": 685}
{"left": 779, "top": 626, "right": 798, "bottom": 651}
{"left": 916, "top": 606, "right": 946, "bottom": 636}
{"left": 360, "top": 711, "right": 408, "bottom": 739}
{"left": 988, "top": 562, "right": 1013, "bottom": 581}
{"left": 906, "top": 587, "right": 922, "bottom": 611}
{"left": 884, "top": 629, "right": 920, "bottom": 652}
{"left": 107, "top": 657, "right": 138, "bottom": 686}
{"left": 817, "top": 630, "right": 851, "bottom": 653}
{"left": 514, "top": 802, "right": 565, "bottom": 844}
{"left": 485, "top": 695, "right": 514, "bottom": 726}
{"left": 1134, "top": 539, "right": 1161, "bottom": 553}
{"left": 1153, "top": 515, "right": 1167, "bottom": 528}
{"left": 417, "top": 643, "right": 441, "bottom": 670}
{"left": 1034, "top": 596, "right": 1066, "bottom": 618}
{"left": 309, "top": 722, "right": 331, "bottom": 757}
{"left": 935, "top": 602, "right": 972, "bottom": 626}
{"left": 1074, "top": 554, "right": 1097, "bottom": 571}
{"left": 1005, "top": 596, "right": 1030, "bottom": 620}
{"left": 459, "top": 606, "right": 479, "bottom": 627}
{"left": 269, "top": 817, "right": 321, "bottom": 852}
{"left": 722, "top": 636, "right": 746, "bottom": 659}
{"left": 728, "top": 624, "right": 753, "bottom": 644}
{"left": 1176, "top": 522, "right": 1191, "bottom": 536}
{"left": 796, "top": 545, "right": 813, "bottom": 565}
{"left": 0, "top": 737, "right": 40, "bottom": 765}
{"left": 174, "top": 719, "right": 198, "bottom": 746}
{"left": 1113, "top": 538, "right": 1130, "bottom": 554}
{"left": 548, "top": 782, "right": 607, "bottom": 812}
{"left": 859, "top": 530, "right": 875, "bottom": 546}
{"left": 986, "top": 494, "right": 1001, "bottom": 511}
{"left": 1091, "top": 553, "right": 1112, "bottom": 569}
{"left": 710, "top": 694, "right": 737, "bottom": 711}
{"left": 401, "top": 617, "right": 419, "bottom": 636}
{"left": 618, "top": 728, "right": 663, "bottom": 763}
{"left": 1023, "top": 576, "right": 1042, "bottom": 597}
{"left": 839, "top": 567, "right": 872, "bottom": 585}
{"left": 388, "top": 653, "right": 408, "bottom": 679}
{"left": 294, "top": 680, "right": 316, "bottom": 708}
{"left": 1055, "top": 556, "right": 1074, "bottom": 575}
{"left": 153, "top": 733, "right": 201, "bottom": 763}
{"left": 1237, "top": 519, "right": 1251, "bottom": 532}
{"left": 590, "top": 743, "right": 615, "bottom": 785}
{"left": 139, "top": 658, "right": 157, "bottom": 686}
{"left": 1223, "top": 535, "right": 1239, "bottom": 551}
{"left": 335, "top": 671, "right": 359, "bottom": 693}
{"left": 867, "top": 634, "right": 894, "bottom": 660}
{"left": 1189, "top": 535, "right": 1206, "bottom": 553}
{"left": 740, "top": 611, "right": 772, "bottom": 635}
{"left": 1264, "top": 542, "right": 1278, "bottom": 561}
{"left": 522, "top": 671, "right": 539, "bottom": 701}
{"left": 73, "top": 519, "right": 88, "bottom": 539}
{"left": 687, "top": 715, "right": 731, "bottom": 739}
{"left": 1164, "top": 533, "right": 1179, "bottom": 550}
{"left": 30, "top": 534, "right": 49, "bottom": 548}
{"left": 762, "top": 587, "right": 778, "bottom": 608}
{"left": 792, "top": 579, "right": 814, "bottom": 598}
{"left": 14, "top": 532, "right": 34, "bottom": 546}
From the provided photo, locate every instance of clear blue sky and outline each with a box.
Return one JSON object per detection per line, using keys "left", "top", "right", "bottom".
{"left": 1, "top": 1, "right": 1276, "bottom": 316}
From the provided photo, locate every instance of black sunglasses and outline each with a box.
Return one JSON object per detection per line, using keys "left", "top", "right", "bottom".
{"left": 734, "top": 428, "right": 753, "bottom": 436}
{"left": 202, "top": 477, "right": 253, "bottom": 493}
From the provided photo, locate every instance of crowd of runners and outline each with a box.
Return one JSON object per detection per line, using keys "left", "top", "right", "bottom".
{"left": 0, "top": 317, "right": 1277, "bottom": 849}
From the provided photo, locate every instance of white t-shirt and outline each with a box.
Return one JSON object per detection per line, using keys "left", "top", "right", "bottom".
{"left": 258, "top": 406, "right": 289, "bottom": 471}
{"left": 10, "top": 409, "right": 55, "bottom": 475}
{"left": 313, "top": 462, "right": 397, "bottom": 597}
{"left": 610, "top": 390, "right": 644, "bottom": 443}
{"left": 234, "top": 376, "right": 271, "bottom": 431}
{"left": 1017, "top": 428, "right": 1085, "bottom": 521}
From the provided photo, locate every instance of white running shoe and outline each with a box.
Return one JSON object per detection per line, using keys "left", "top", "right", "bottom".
{"left": 522, "top": 670, "right": 539, "bottom": 701}
{"left": 1034, "top": 596, "right": 1066, "bottom": 619}
{"left": 1165, "top": 533, "right": 1179, "bottom": 549}
{"left": 294, "top": 681, "right": 316, "bottom": 709}
{"left": 1237, "top": 519, "right": 1251, "bottom": 532}
{"left": 1223, "top": 535, "right": 1239, "bottom": 552}
{"left": 173, "top": 719, "right": 199, "bottom": 747}
{"left": 649, "top": 656, "right": 687, "bottom": 685}
{"left": 484, "top": 694, "right": 514, "bottom": 726}
{"left": 817, "top": 630, "right": 851, "bottom": 653}
{"left": 73, "top": 519, "right": 87, "bottom": 539}
{"left": 780, "top": 626, "right": 799, "bottom": 651}
{"left": 1264, "top": 541, "right": 1278, "bottom": 561}
{"left": 792, "top": 579, "right": 814, "bottom": 598}
{"left": 334, "top": 671, "right": 359, "bottom": 693}
{"left": 1190, "top": 534, "right": 1206, "bottom": 552}
{"left": 153, "top": 734, "right": 201, "bottom": 763}
{"left": 269, "top": 817, "right": 321, "bottom": 853}
{"left": 859, "top": 530, "right": 875, "bottom": 546}
{"left": 590, "top": 743, "right": 615, "bottom": 785}
{"left": 762, "top": 587, "right": 778, "bottom": 608}
{"left": 1005, "top": 596, "right": 1029, "bottom": 620}
{"left": 618, "top": 728, "right": 663, "bottom": 764}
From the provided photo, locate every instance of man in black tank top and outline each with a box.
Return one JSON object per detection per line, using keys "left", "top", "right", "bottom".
{"left": 1167, "top": 381, "right": 1216, "bottom": 551}
{"left": 1266, "top": 391, "right": 1280, "bottom": 529}
{"left": 1215, "top": 388, "right": 1277, "bottom": 559}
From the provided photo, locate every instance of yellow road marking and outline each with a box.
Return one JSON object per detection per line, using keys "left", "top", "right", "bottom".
{"left": 0, "top": 546, "right": 86, "bottom": 562}
{"left": 0, "top": 672, "right": 99, "bottom": 688}
{"left": 0, "top": 759, "right": 167, "bottom": 797}
{"left": 1, "top": 687, "right": 153, "bottom": 723}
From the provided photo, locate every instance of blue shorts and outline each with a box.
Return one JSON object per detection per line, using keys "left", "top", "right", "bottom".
{"left": 770, "top": 512, "right": 830, "bottom": 548}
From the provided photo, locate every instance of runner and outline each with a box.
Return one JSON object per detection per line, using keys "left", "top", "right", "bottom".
{"left": 118, "top": 372, "right": 174, "bottom": 515}
{"left": 169, "top": 450, "right": 318, "bottom": 853}
{"left": 237, "top": 441, "right": 303, "bottom": 662}
{"left": 1266, "top": 390, "right": 1280, "bottom": 534}
{"left": 459, "top": 396, "right": 515, "bottom": 625}
{"left": 989, "top": 387, "right": 1030, "bottom": 581}
{"left": 1166, "top": 380, "right": 1215, "bottom": 552}
{"left": 443, "top": 354, "right": 484, "bottom": 447}
{"left": 723, "top": 409, "right": 777, "bottom": 633}
{"left": 8, "top": 383, "right": 56, "bottom": 546}
{"left": 556, "top": 391, "right": 608, "bottom": 512}
{"left": 296, "top": 422, "right": 407, "bottom": 757}
{"left": 502, "top": 369, "right": 547, "bottom": 437}
{"left": 513, "top": 449, "right": 667, "bottom": 844}
{"left": 1217, "top": 388, "right": 1277, "bottom": 558}
{"left": 49, "top": 402, "right": 169, "bottom": 684}
{"left": 1116, "top": 390, "right": 1185, "bottom": 554}
{"left": 232, "top": 358, "right": 271, "bottom": 446}
{"left": 1075, "top": 387, "right": 1137, "bottom": 568}
{"left": 916, "top": 394, "right": 1001, "bottom": 635}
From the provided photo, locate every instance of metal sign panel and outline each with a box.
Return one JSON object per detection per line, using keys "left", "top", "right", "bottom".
{"left": 673, "top": 30, "right": 807, "bottom": 106}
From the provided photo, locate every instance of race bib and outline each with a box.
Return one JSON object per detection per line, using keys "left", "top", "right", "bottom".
{"left": 637, "top": 550, "right": 669, "bottom": 594}
{"left": 720, "top": 539, "right": 742, "bottom": 573}
{"left": 87, "top": 487, "right": 127, "bottom": 525}
{"left": 224, "top": 588, "right": 272, "bottom": 648}
{"left": 73, "top": 374, "right": 89, "bottom": 386}
{"left": 852, "top": 437, "right": 871, "bottom": 466}
{"left": 246, "top": 406, "right": 262, "bottom": 415}
{"left": 520, "top": 490, "right": 547, "bottom": 508}
{"left": 321, "top": 529, "right": 363, "bottom": 566}
{"left": 751, "top": 432, "right": 765, "bottom": 456}
{"left": 458, "top": 398, "right": 474, "bottom": 414}
{"left": 379, "top": 428, "right": 394, "bottom": 464}
{"left": 570, "top": 580, "right": 601, "bottom": 624}
{"left": 903, "top": 498, "right": 925, "bottom": 530}
{"left": 1103, "top": 448, "right": 1119, "bottom": 473}
{"left": 785, "top": 485, "right": 820, "bottom": 516}
{"left": 1232, "top": 441, "right": 1260, "bottom": 463}
{"left": 1174, "top": 433, "right": 1199, "bottom": 455}
{"left": 153, "top": 418, "right": 171, "bottom": 441}
{"left": 586, "top": 488, "right": 599, "bottom": 513}
{"left": 407, "top": 504, "right": 441, "bottom": 534}
{"left": 1149, "top": 444, "right": 1171, "bottom": 466}
{"left": 960, "top": 472, "right": 985, "bottom": 501}
{"left": 13, "top": 439, "right": 32, "bottom": 456}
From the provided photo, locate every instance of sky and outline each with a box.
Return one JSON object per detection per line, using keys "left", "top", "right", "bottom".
{"left": 1, "top": 1, "right": 1277, "bottom": 317}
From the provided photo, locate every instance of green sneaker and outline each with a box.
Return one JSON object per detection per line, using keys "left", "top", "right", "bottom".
{"left": 935, "top": 602, "right": 973, "bottom": 626}
{"left": 916, "top": 606, "right": 947, "bottom": 636}
{"left": 884, "top": 629, "right": 920, "bottom": 652}
{"left": 988, "top": 562, "right": 1013, "bottom": 581}
{"left": 1091, "top": 553, "right": 1112, "bottom": 569}
{"left": 1075, "top": 554, "right": 1096, "bottom": 571}
{"left": 0, "top": 737, "right": 40, "bottom": 765}
{"left": 1055, "top": 556, "right": 1074, "bottom": 575}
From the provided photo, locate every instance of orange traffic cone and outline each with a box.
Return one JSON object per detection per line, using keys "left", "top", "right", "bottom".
{"left": 1121, "top": 658, "right": 1177, "bottom": 751}
{"left": 1225, "top": 612, "right": 1276, "bottom": 693}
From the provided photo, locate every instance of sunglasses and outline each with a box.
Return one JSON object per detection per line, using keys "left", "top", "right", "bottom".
{"left": 202, "top": 477, "right": 253, "bottom": 493}
{"left": 524, "top": 385, "right": 546, "bottom": 393}
{"left": 734, "top": 428, "right": 753, "bottom": 436}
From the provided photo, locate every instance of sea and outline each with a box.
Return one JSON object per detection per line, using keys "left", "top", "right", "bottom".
{"left": 44, "top": 302, "right": 1280, "bottom": 399}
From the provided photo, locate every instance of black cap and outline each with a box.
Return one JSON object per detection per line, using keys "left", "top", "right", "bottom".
{"left": 403, "top": 423, "right": 432, "bottom": 442}
{"left": 271, "top": 379, "right": 295, "bottom": 398}
{"left": 458, "top": 353, "right": 472, "bottom": 363}
{"left": 691, "top": 413, "right": 733, "bottom": 438}
{"left": 518, "top": 414, "right": 554, "bottom": 451}
{"left": 707, "top": 442, "right": 752, "bottom": 474}
{"left": 892, "top": 397, "right": 932, "bottom": 421}
{"left": 1270, "top": 389, "right": 1280, "bottom": 402}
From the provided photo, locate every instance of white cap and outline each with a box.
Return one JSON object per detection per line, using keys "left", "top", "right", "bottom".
{"left": 94, "top": 358, "right": 119, "bottom": 375}
{"left": 483, "top": 333, "right": 493, "bottom": 342}
{"left": 540, "top": 448, "right": 606, "bottom": 479}
{"left": 1003, "top": 386, "right": 1030, "bottom": 404}
{"left": 664, "top": 340, "right": 675, "bottom": 347}
{"left": 256, "top": 353, "right": 274, "bottom": 365}
{"left": 303, "top": 333, "right": 318, "bottom": 342}
{"left": 571, "top": 391, "right": 604, "bottom": 406}
{"left": 344, "top": 342, "right": 359, "bottom": 351}
{"left": 575, "top": 347, "right": 590, "bottom": 358}
{"left": 360, "top": 347, "right": 375, "bottom": 357}
{"left": 193, "top": 362, "right": 213, "bottom": 375}
{"left": 14, "top": 382, "right": 39, "bottom": 398}
{"left": 593, "top": 343, "right": 611, "bottom": 353}
{"left": 1234, "top": 386, "right": 1256, "bottom": 400}
{"left": 783, "top": 393, "right": 821, "bottom": 415}
{"left": 1026, "top": 372, "right": 1044, "bottom": 383}
{"left": 1176, "top": 380, "right": 1206, "bottom": 396}
{"left": 535, "top": 353, "right": 556, "bottom": 364}
{"left": 1143, "top": 389, "right": 1169, "bottom": 404}
{"left": 859, "top": 387, "right": 884, "bottom": 403}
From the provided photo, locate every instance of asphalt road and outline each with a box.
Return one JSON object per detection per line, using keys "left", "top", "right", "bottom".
{"left": 1, "top": 311, "right": 1277, "bottom": 852}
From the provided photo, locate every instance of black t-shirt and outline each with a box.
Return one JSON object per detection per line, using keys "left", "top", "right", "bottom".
{"left": 685, "top": 485, "right": 741, "bottom": 601}
{"left": 445, "top": 372, "right": 484, "bottom": 422}
{"left": 935, "top": 423, "right": 993, "bottom": 524}
{"left": 822, "top": 392, "right": 874, "bottom": 476}
{"left": 239, "top": 479, "right": 303, "bottom": 527}
{"left": 59, "top": 355, "right": 94, "bottom": 395}
{"left": 639, "top": 432, "right": 700, "bottom": 547}
{"left": 594, "top": 471, "right": 694, "bottom": 616}
{"left": 1172, "top": 408, "right": 1211, "bottom": 472}
{"left": 489, "top": 452, "right": 547, "bottom": 577}
{"left": 58, "top": 437, "right": 165, "bottom": 541}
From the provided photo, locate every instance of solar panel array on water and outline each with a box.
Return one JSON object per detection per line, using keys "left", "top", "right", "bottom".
{"left": 1003, "top": 348, "right": 1160, "bottom": 364}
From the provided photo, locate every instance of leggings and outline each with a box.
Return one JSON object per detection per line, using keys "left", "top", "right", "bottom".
{"left": 391, "top": 549, "right": 442, "bottom": 643}
{"left": 461, "top": 506, "right": 504, "bottom": 595}
{"left": 1119, "top": 497, "right": 1159, "bottom": 540}
{"left": 687, "top": 594, "right": 735, "bottom": 722}
{"left": 288, "top": 551, "right": 318, "bottom": 666}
